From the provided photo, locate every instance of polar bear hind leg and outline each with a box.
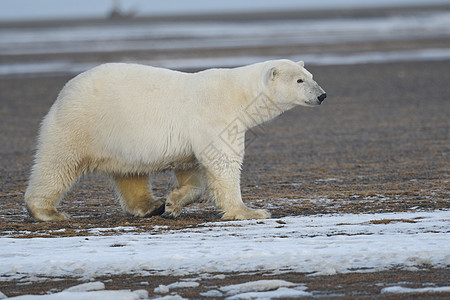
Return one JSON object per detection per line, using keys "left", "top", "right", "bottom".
{"left": 162, "top": 168, "right": 206, "bottom": 218}
{"left": 25, "top": 155, "right": 84, "bottom": 221}
{"left": 114, "top": 174, "right": 165, "bottom": 217}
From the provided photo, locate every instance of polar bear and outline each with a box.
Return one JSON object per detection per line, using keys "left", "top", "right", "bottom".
{"left": 25, "top": 59, "right": 326, "bottom": 221}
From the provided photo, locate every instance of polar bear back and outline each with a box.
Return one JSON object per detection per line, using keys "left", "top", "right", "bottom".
{"left": 47, "top": 63, "right": 206, "bottom": 171}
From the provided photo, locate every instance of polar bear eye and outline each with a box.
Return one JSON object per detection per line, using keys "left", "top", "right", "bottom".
{"left": 297, "top": 79, "right": 304, "bottom": 83}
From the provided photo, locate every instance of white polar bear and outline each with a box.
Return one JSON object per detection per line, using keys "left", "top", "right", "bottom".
{"left": 25, "top": 59, "right": 326, "bottom": 221}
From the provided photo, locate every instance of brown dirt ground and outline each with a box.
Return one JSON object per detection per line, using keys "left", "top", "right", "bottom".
{"left": 0, "top": 60, "right": 449, "bottom": 298}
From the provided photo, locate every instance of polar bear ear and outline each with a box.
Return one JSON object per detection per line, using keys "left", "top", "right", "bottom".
{"left": 297, "top": 61, "right": 305, "bottom": 67}
{"left": 265, "top": 67, "right": 278, "bottom": 82}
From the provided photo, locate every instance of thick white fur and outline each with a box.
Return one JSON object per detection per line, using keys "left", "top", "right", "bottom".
{"left": 25, "top": 59, "right": 326, "bottom": 221}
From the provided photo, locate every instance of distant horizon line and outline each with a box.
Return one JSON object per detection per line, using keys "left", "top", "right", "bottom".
{"left": 1, "top": 2, "right": 449, "bottom": 25}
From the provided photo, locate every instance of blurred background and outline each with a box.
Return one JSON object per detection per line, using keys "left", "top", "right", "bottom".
{"left": 1, "top": 3, "right": 450, "bottom": 296}
{"left": 1, "top": 0, "right": 450, "bottom": 77}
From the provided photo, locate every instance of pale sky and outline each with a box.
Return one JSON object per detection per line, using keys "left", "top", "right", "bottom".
{"left": 1, "top": 0, "right": 449, "bottom": 21}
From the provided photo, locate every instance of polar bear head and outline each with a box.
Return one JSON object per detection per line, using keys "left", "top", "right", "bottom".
{"left": 263, "top": 59, "right": 326, "bottom": 107}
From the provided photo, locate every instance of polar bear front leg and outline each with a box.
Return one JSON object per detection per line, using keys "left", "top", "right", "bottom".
{"left": 114, "top": 175, "right": 165, "bottom": 217}
{"left": 162, "top": 168, "right": 206, "bottom": 218}
{"left": 204, "top": 160, "right": 270, "bottom": 220}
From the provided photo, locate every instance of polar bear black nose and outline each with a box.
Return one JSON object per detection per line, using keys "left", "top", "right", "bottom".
{"left": 318, "top": 93, "right": 327, "bottom": 103}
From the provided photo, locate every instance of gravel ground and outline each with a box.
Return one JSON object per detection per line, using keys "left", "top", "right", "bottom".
{"left": 0, "top": 59, "right": 449, "bottom": 298}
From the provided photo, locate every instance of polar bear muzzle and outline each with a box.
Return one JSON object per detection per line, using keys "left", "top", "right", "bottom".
{"left": 318, "top": 93, "right": 327, "bottom": 104}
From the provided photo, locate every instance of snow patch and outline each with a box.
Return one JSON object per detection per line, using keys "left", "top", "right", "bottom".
{"left": 154, "top": 285, "right": 170, "bottom": 294}
{"left": 63, "top": 281, "right": 105, "bottom": 292}
{"left": 219, "top": 280, "right": 297, "bottom": 296}
{"left": 154, "top": 281, "right": 200, "bottom": 293}
{"left": 153, "top": 295, "right": 187, "bottom": 300}
{"left": 88, "top": 226, "right": 138, "bottom": 234}
{"left": 225, "top": 287, "right": 311, "bottom": 299}
{"left": 315, "top": 178, "right": 342, "bottom": 182}
{"left": 166, "top": 281, "right": 200, "bottom": 289}
{"left": 381, "top": 286, "right": 450, "bottom": 294}
{"left": 217, "top": 280, "right": 309, "bottom": 299}
{"left": 6, "top": 288, "right": 148, "bottom": 300}
{"left": 201, "top": 289, "right": 224, "bottom": 297}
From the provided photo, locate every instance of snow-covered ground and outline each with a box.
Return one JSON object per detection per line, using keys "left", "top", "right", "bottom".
{"left": 0, "top": 210, "right": 449, "bottom": 298}
{"left": 1, "top": 210, "right": 449, "bottom": 281}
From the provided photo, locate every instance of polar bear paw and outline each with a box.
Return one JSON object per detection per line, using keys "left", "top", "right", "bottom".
{"left": 222, "top": 207, "right": 271, "bottom": 220}
{"left": 128, "top": 199, "right": 165, "bottom": 217}
{"left": 161, "top": 200, "right": 182, "bottom": 219}
{"left": 29, "top": 208, "right": 70, "bottom": 222}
